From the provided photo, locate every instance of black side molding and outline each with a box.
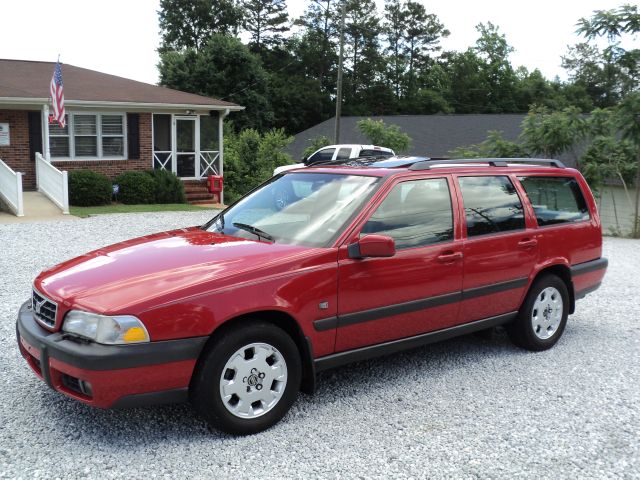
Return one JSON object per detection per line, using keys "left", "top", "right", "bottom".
{"left": 314, "top": 311, "right": 517, "bottom": 372}
{"left": 575, "top": 282, "right": 602, "bottom": 299}
{"left": 570, "top": 257, "right": 608, "bottom": 277}
{"left": 312, "top": 277, "right": 528, "bottom": 331}
{"left": 111, "top": 387, "right": 188, "bottom": 409}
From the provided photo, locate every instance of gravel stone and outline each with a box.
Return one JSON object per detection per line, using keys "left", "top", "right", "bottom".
{"left": 0, "top": 212, "right": 638, "bottom": 479}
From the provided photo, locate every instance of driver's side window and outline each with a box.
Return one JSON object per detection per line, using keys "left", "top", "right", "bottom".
{"left": 361, "top": 178, "right": 454, "bottom": 249}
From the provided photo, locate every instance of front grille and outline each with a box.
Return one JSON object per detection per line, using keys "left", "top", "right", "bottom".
{"left": 32, "top": 289, "right": 58, "bottom": 328}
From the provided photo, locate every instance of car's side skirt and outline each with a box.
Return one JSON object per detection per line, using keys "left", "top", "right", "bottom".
{"left": 314, "top": 311, "right": 517, "bottom": 372}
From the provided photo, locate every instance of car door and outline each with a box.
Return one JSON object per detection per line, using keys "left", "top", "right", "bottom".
{"left": 335, "top": 176, "right": 464, "bottom": 352}
{"left": 454, "top": 174, "right": 539, "bottom": 323}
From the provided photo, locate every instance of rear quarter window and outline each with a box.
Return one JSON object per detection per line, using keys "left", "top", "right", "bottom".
{"left": 518, "top": 176, "right": 590, "bottom": 226}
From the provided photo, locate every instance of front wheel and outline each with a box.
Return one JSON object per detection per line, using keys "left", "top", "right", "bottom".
{"left": 507, "top": 274, "right": 569, "bottom": 351}
{"left": 191, "top": 321, "right": 301, "bottom": 435}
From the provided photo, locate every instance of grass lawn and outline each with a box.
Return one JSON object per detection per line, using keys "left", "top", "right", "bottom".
{"left": 70, "top": 203, "right": 221, "bottom": 218}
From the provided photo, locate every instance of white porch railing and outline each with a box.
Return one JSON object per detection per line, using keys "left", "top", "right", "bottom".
{"left": 0, "top": 157, "right": 24, "bottom": 216}
{"left": 35, "top": 152, "right": 69, "bottom": 214}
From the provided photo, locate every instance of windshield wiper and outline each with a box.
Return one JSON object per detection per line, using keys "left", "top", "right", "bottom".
{"left": 232, "top": 222, "right": 275, "bottom": 242}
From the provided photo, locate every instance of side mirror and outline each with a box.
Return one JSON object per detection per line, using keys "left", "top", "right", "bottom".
{"left": 348, "top": 235, "right": 396, "bottom": 259}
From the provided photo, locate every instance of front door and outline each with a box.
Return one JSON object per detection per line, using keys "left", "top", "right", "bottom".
{"left": 175, "top": 117, "right": 197, "bottom": 178}
{"left": 335, "top": 176, "right": 464, "bottom": 352}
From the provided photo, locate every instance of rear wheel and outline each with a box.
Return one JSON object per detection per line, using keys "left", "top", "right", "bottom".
{"left": 507, "top": 274, "right": 569, "bottom": 351}
{"left": 191, "top": 321, "right": 301, "bottom": 435}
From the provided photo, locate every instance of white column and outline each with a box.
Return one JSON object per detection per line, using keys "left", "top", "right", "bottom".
{"left": 218, "top": 109, "right": 229, "bottom": 204}
{"left": 42, "top": 104, "right": 50, "bottom": 160}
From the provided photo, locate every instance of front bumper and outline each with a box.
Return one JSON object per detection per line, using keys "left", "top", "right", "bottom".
{"left": 16, "top": 301, "right": 208, "bottom": 408}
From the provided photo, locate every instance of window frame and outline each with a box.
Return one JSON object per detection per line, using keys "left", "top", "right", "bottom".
{"left": 358, "top": 176, "right": 456, "bottom": 251}
{"left": 49, "top": 111, "right": 127, "bottom": 161}
{"left": 455, "top": 174, "right": 527, "bottom": 239}
{"left": 516, "top": 174, "right": 591, "bottom": 229}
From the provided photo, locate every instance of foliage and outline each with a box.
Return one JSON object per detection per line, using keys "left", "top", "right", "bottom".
{"left": 159, "top": 35, "right": 272, "bottom": 131}
{"left": 158, "top": 0, "right": 243, "bottom": 52}
{"left": 519, "top": 106, "right": 586, "bottom": 161}
{"left": 146, "top": 169, "right": 186, "bottom": 204}
{"left": 114, "top": 172, "right": 156, "bottom": 205}
{"left": 563, "top": 4, "right": 639, "bottom": 108}
{"left": 68, "top": 170, "right": 112, "bottom": 207}
{"left": 449, "top": 130, "right": 527, "bottom": 158}
{"left": 302, "top": 135, "right": 332, "bottom": 159}
{"left": 223, "top": 127, "right": 294, "bottom": 202}
{"left": 357, "top": 118, "right": 411, "bottom": 152}
{"left": 243, "top": 0, "right": 289, "bottom": 52}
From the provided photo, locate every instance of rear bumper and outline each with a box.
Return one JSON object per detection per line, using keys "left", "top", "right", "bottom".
{"left": 571, "top": 257, "right": 608, "bottom": 299}
{"left": 16, "top": 301, "right": 208, "bottom": 408}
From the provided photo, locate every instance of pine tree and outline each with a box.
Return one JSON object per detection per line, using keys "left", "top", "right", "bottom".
{"left": 243, "top": 0, "right": 289, "bottom": 52}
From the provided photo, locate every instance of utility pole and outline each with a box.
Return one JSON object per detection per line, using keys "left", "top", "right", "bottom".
{"left": 334, "top": 1, "right": 346, "bottom": 144}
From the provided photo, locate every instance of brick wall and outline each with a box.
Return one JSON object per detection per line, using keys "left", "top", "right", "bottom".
{"left": 0, "top": 110, "right": 35, "bottom": 189}
{"left": 52, "top": 113, "right": 153, "bottom": 179}
{"left": 0, "top": 110, "right": 155, "bottom": 191}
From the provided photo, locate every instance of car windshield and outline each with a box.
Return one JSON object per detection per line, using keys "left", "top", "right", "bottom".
{"left": 205, "top": 172, "right": 380, "bottom": 247}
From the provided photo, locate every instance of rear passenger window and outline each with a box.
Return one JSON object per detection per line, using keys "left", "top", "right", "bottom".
{"left": 307, "top": 148, "right": 335, "bottom": 164}
{"left": 361, "top": 178, "right": 453, "bottom": 249}
{"left": 518, "top": 176, "right": 590, "bottom": 226}
{"left": 459, "top": 176, "right": 525, "bottom": 237}
{"left": 336, "top": 147, "right": 351, "bottom": 160}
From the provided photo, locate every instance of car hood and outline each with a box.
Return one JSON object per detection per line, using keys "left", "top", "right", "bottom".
{"left": 35, "top": 227, "right": 315, "bottom": 314}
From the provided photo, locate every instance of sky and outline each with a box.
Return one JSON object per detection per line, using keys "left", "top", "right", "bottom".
{"left": 0, "top": 0, "right": 636, "bottom": 86}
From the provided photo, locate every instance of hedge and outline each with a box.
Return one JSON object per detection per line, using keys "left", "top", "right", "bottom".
{"left": 68, "top": 170, "right": 112, "bottom": 206}
{"left": 114, "top": 171, "right": 156, "bottom": 204}
{"left": 146, "top": 169, "right": 186, "bottom": 204}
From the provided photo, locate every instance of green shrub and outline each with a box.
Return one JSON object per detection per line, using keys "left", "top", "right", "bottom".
{"left": 146, "top": 169, "right": 186, "bottom": 204}
{"left": 68, "top": 170, "right": 112, "bottom": 206}
{"left": 114, "top": 171, "right": 156, "bottom": 204}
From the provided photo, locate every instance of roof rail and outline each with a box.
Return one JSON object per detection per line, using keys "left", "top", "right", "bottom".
{"left": 408, "top": 158, "right": 565, "bottom": 171}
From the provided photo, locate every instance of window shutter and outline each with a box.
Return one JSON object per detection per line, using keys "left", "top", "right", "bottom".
{"left": 127, "top": 113, "right": 140, "bottom": 159}
{"left": 28, "top": 111, "right": 42, "bottom": 161}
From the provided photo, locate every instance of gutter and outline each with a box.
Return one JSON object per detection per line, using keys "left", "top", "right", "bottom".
{"left": 0, "top": 97, "right": 245, "bottom": 112}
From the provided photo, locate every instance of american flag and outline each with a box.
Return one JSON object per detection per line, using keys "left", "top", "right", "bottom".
{"left": 49, "top": 61, "right": 66, "bottom": 128}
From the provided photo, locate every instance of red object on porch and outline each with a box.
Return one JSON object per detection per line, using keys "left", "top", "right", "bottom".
{"left": 207, "top": 175, "right": 224, "bottom": 194}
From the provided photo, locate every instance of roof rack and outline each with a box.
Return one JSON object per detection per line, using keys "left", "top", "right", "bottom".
{"left": 408, "top": 158, "right": 565, "bottom": 171}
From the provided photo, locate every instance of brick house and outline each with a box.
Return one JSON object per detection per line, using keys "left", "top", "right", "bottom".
{"left": 0, "top": 59, "right": 243, "bottom": 211}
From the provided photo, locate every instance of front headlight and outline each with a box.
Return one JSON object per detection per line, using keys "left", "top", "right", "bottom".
{"left": 62, "top": 310, "right": 150, "bottom": 345}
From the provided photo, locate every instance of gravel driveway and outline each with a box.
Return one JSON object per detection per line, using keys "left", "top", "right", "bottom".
{"left": 1, "top": 212, "right": 638, "bottom": 479}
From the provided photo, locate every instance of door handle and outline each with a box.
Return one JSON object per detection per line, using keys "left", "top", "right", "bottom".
{"left": 518, "top": 238, "right": 538, "bottom": 249}
{"left": 437, "top": 251, "right": 463, "bottom": 263}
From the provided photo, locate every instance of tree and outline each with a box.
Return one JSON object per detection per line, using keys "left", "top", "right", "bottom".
{"left": 357, "top": 118, "right": 411, "bottom": 152}
{"left": 563, "top": 4, "right": 639, "bottom": 107}
{"left": 158, "top": 0, "right": 243, "bottom": 52}
{"left": 519, "top": 106, "right": 586, "bottom": 163}
{"left": 473, "top": 22, "right": 517, "bottom": 112}
{"left": 449, "top": 130, "right": 527, "bottom": 158}
{"left": 159, "top": 35, "right": 273, "bottom": 131}
{"left": 242, "top": 0, "right": 289, "bottom": 52}
{"left": 403, "top": 2, "right": 449, "bottom": 96}
{"left": 224, "top": 127, "right": 293, "bottom": 201}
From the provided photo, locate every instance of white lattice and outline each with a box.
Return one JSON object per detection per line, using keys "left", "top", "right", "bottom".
{"left": 200, "top": 151, "right": 220, "bottom": 176}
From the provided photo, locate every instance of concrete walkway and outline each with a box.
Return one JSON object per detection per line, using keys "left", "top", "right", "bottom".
{"left": 0, "top": 192, "right": 77, "bottom": 224}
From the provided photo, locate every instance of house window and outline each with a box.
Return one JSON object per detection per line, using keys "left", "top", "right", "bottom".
{"left": 50, "top": 113, "right": 126, "bottom": 159}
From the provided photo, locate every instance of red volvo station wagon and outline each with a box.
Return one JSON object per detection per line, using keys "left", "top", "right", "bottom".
{"left": 17, "top": 157, "right": 608, "bottom": 434}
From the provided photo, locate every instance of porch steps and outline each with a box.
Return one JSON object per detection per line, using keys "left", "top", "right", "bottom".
{"left": 183, "top": 180, "right": 218, "bottom": 205}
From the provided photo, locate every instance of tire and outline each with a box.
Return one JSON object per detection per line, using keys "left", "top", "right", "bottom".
{"left": 190, "top": 321, "right": 301, "bottom": 435}
{"left": 507, "top": 274, "right": 570, "bottom": 351}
